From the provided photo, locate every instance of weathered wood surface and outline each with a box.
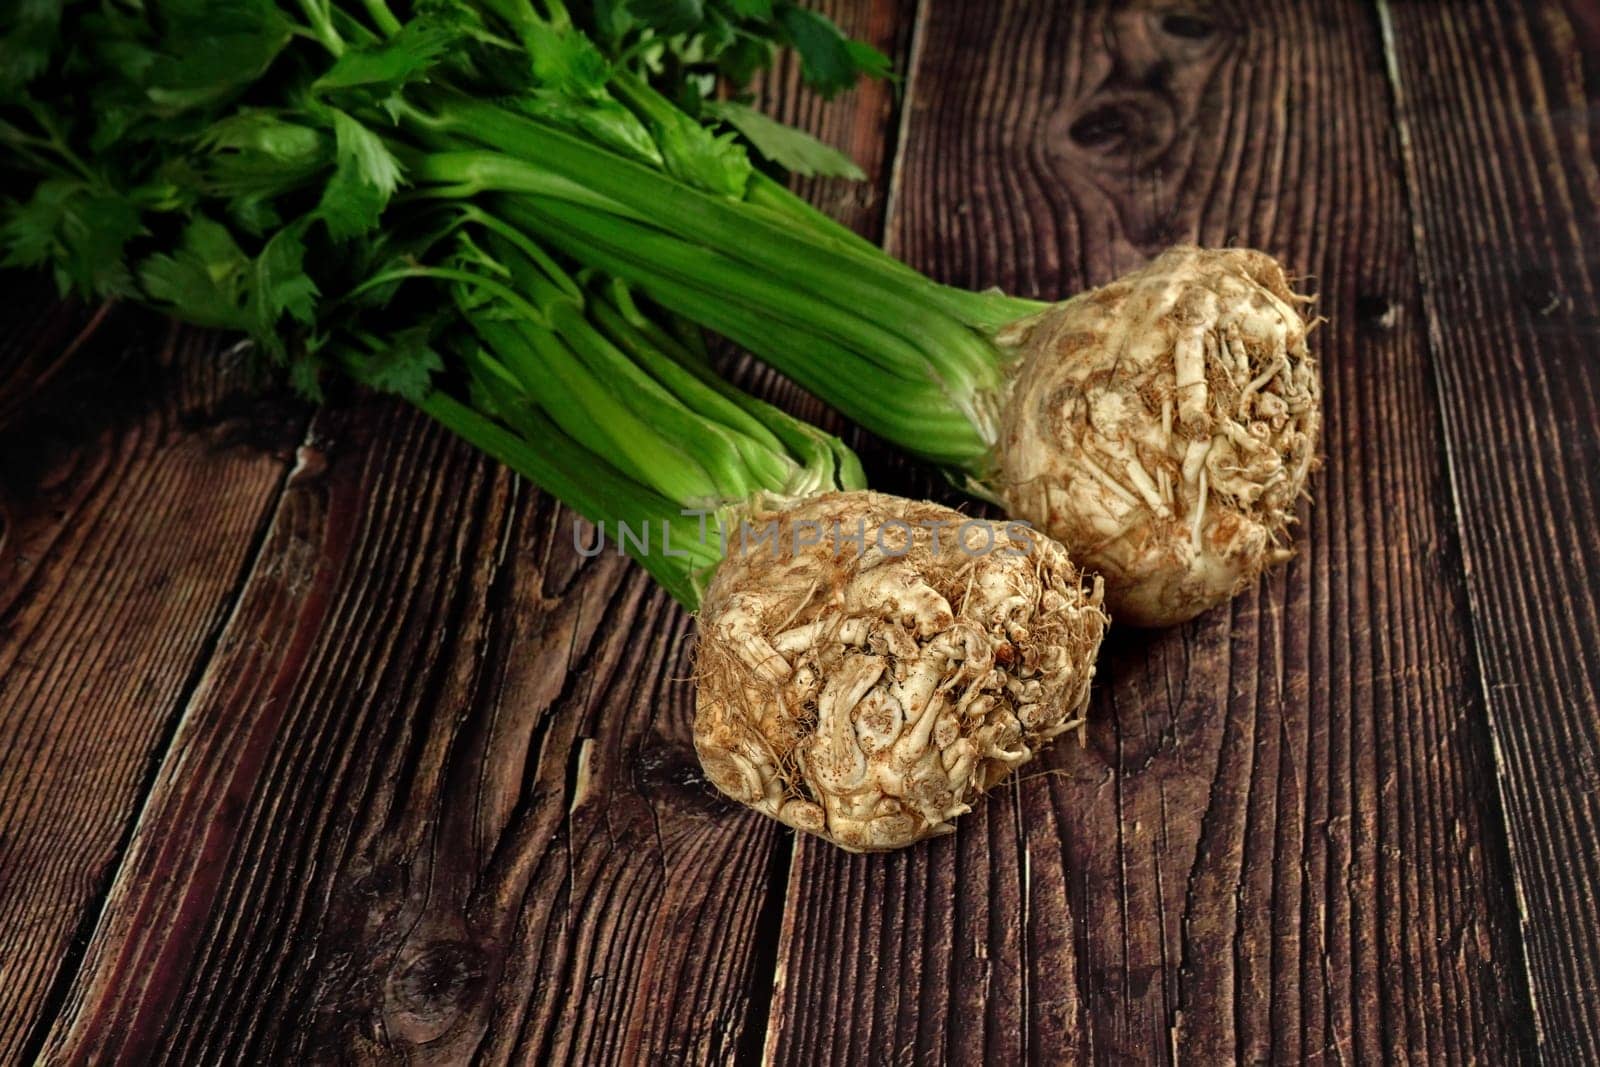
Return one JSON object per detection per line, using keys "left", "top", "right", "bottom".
{"left": 34, "top": 396, "right": 781, "bottom": 1064}
{"left": 1379, "top": 2, "right": 1600, "bottom": 1060}
{"left": 1, "top": 1, "right": 1597, "bottom": 1063}
{"left": 0, "top": 308, "right": 308, "bottom": 1065}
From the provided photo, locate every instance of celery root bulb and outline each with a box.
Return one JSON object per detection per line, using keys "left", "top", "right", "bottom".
{"left": 996, "top": 247, "right": 1322, "bottom": 627}
{"left": 694, "top": 491, "right": 1107, "bottom": 851}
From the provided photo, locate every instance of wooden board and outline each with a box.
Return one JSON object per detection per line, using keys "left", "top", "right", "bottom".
{"left": 0, "top": 309, "right": 307, "bottom": 1064}
{"left": 35, "top": 396, "right": 785, "bottom": 1063}
{"left": 1379, "top": 1, "right": 1600, "bottom": 1059}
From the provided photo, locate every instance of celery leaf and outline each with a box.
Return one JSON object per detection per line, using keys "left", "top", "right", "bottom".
{"left": 317, "top": 109, "right": 405, "bottom": 240}
{"left": 314, "top": 13, "right": 467, "bottom": 92}
{"left": 774, "top": 3, "right": 891, "bottom": 97}
{"left": 704, "top": 100, "right": 864, "bottom": 179}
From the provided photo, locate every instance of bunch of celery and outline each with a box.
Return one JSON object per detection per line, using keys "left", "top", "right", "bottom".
{"left": 1, "top": 0, "right": 1108, "bottom": 850}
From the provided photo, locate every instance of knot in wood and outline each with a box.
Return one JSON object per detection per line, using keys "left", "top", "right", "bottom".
{"left": 383, "top": 939, "right": 490, "bottom": 1044}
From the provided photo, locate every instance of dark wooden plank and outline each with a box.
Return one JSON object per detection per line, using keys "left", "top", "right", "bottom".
{"left": 767, "top": 2, "right": 1538, "bottom": 1063}
{"left": 36, "top": 396, "right": 788, "bottom": 1064}
{"left": 30, "top": 5, "right": 916, "bottom": 1062}
{"left": 1379, "top": 1, "right": 1600, "bottom": 1060}
{"left": 0, "top": 312, "right": 307, "bottom": 1062}
{"left": 0, "top": 295, "right": 113, "bottom": 430}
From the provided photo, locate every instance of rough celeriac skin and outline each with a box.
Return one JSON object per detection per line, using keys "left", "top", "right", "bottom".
{"left": 694, "top": 491, "right": 1107, "bottom": 851}
{"left": 996, "top": 247, "right": 1322, "bottom": 627}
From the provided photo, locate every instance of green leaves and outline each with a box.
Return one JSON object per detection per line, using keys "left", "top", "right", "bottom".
{"left": 773, "top": 3, "right": 892, "bottom": 97}
{"left": 318, "top": 109, "right": 405, "bottom": 239}
{"left": 523, "top": 16, "right": 612, "bottom": 97}
{"left": 0, "top": 0, "right": 897, "bottom": 420}
{"left": 2, "top": 178, "right": 144, "bottom": 297}
{"left": 703, "top": 100, "right": 863, "bottom": 179}
{"left": 515, "top": 92, "right": 663, "bottom": 164}
{"left": 0, "top": 0, "right": 64, "bottom": 89}
{"left": 626, "top": 0, "right": 707, "bottom": 36}
{"left": 313, "top": 11, "right": 469, "bottom": 93}
{"left": 493, "top": 5, "right": 672, "bottom": 167}
{"left": 655, "top": 110, "right": 751, "bottom": 197}
{"left": 593, "top": 0, "right": 890, "bottom": 100}
{"left": 199, "top": 111, "right": 331, "bottom": 227}
{"left": 341, "top": 325, "right": 446, "bottom": 402}
{"left": 138, "top": 217, "right": 257, "bottom": 331}
{"left": 143, "top": 0, "right": 294, "bottom": 113}
{"left": 254, "top": 227, "right": 320, "bottom": 336}
{"left": 201, "top": 111, "right": 327, "bottom": 164}
{"left": 724, "top": 0, "right": 774, "bottom": 18}
{"left": 138, "top": 217, "right": 318, "bottom": 356}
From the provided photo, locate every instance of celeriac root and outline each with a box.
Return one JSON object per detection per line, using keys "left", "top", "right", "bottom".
{"left": 996, "top": 247, "right": 1322, "bottom": 626}
{"left": 694, "top": 490, "right": 1107, "bottom": 851}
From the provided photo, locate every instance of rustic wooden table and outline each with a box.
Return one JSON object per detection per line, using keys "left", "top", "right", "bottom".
{"left": 3, "top": 1, "right": 1598, "bottom": 1063}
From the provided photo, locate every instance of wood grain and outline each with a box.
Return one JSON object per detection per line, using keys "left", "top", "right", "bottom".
{"left": 0, "top": 312, "right": 306, "bottom": 1063}
{"left": 0, "top": 296, "right": 112, "bottom": 430}
{"left": 36, "top": 396, "right": 786, "bottom": 1063}
{"left": 1380, "top": 1, "right": 1600, "bottom": 1060}
{"left": 766, "top": 2, "right": 1538, "bottom": 1063}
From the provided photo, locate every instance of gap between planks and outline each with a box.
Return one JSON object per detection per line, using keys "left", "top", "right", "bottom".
{"left": 19, "top": 404, "right": 321, "bottom": 1063}
{"left": 1370, "top": 2, "right": 1545, "bottom": 1052}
